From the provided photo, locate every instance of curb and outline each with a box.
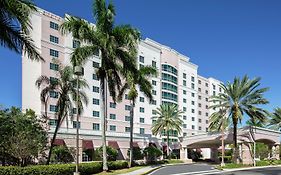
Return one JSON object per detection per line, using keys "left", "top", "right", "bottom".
{"left": 142, "top": 162, "right": 196, "bottom": 175}
{"left": 222, "top": 164, "right": 281, "bottom": 172}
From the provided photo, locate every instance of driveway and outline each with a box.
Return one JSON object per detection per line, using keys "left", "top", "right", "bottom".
{"left": 149, "top": 163, "right": 220, "bottom": 175}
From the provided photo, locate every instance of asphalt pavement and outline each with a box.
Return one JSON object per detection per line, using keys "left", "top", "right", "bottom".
{"left": 149, "top": 164, "right": 281, "bottom": 175}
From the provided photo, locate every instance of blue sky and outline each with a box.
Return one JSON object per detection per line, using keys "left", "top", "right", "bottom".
{"left": 0, "top": 0, "right": 280, "bottom": 116}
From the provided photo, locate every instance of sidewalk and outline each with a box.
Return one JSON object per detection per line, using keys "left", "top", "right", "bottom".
{"left": 122, "top": 165, "right": 162, "bottom": 175}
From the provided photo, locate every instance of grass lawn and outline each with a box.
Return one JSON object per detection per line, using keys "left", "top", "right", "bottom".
{"left": 95, "top": 166, "right": 147, "bottom": 175}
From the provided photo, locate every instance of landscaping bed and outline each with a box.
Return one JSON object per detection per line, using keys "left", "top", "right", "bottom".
{"left": 217, "top": 160, "right": 281, "bottom": 170}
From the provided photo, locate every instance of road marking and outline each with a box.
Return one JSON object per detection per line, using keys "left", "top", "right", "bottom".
{"left": 167, "top": 169, "right": 221, "bottom": 175}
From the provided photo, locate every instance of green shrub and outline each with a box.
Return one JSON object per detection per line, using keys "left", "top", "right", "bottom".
{"left": 220, "top": 163, "right": 251, "bottom": 169}
{"left": 143, "top": 146, "right": 162, "bottom": 162}
{"left": 0, "top": 161, "right": 128, "bottom": 175}
{"left": 166, "top": 159, "right": 184, "bottom": 164}
{"left": 127, "top": 147, "right": 144, "bottom": 160}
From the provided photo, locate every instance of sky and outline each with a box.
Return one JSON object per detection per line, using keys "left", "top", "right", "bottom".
{"left": 0, "top": 0, "right": 281, "bottom": 116}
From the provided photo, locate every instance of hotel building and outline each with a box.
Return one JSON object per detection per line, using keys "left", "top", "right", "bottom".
{"left": 22, "top": 8, "right": 222, "bottom": 161}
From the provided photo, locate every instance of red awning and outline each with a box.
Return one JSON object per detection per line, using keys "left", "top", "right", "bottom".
{"left": 133, "top": 142, "right": 139, "bottom": 148}
{"left": 53, "top": 139, "right": 65, "bottom": 146}
{"left": 108, "top": 141, "right": 119, "bottom": 149}
{"left": 82, "top": 140, "right": 94, "bottom": 150}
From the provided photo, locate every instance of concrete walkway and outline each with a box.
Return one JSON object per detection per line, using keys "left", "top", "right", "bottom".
{"left": 122, "top": 165, "right": 162, "bottom": 175}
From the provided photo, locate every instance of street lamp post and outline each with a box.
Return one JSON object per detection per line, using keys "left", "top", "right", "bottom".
{"left": 74, "top": 66, "right": 83, "bottom": 175}
{"left": 221, "top": 125, "right": 225, "bottom": 167}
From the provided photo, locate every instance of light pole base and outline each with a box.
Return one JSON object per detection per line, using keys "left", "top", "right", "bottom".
{"left": 73, "top": 172, "right": 80, "bottom": 175}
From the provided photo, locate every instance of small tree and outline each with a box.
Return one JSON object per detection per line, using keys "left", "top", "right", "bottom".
{"left": 50, "top": 145, "right": 74, "bottom": 163}
{"left": 95, "top": 146, "right": 118, "bottom": 161}
{"left": 127, "top": 147, "right": 144, "bottom": 160}
{"left": 143, "top": 146, "right": 162, "bottom": 163}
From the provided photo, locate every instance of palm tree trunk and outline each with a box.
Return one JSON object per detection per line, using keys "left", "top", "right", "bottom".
{"left": 101, "top": 77, "right": 108, "bottom": 171}
{"left": 233, "top": 107, "right": 239, "bottom": 164}
{"left": 128, "top": 100, "right": 135, "bottom": 168}
{"left": 46, "top": 120, "right": 60, "bottom": 165}
{"left": 167, "top": 130, "right": 170, "bottom": 159}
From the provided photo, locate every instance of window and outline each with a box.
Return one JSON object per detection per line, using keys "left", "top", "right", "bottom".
{"left": 93, "top": 98, "right": 99, "bottom": 105}
{"left": 152, "top": 80, "right": 156, "bottom": 86}
{"left": 92, "top": 74, "right": 98, "bottom": 80}
{"left": 93, "top": 61, "right": 99, "bottom": 68}
{"left": 183, "top": 90, "right": 186, "bottom": 95}
{"left": 219, "top": 88, "right": 222, "bottom": 92}
{"left": 206, "top": 105, "right": 209, "bottom": 109}
{"left": 49, "top": 119, "right": 57, "bottom": 126}
{"left": 183, "top": 80, "right": 186, "bottom": 86}
{"left": 125, "top": 105, "right": 131, "bottom": 111}
{"left": 183, "top": 73, "right": 186, "bottom": 79}
{"left": 125, "top": 94, "right": 129, "bottom": 99}
{"left": 162, "top": 64, "right": 178, "bottom": 75}
{"left": 199, "top": 119, "right": 202, "bottom": 123}
{"left": 198, "top": 80, "right": 201, "bottom": 84}
{"left": 93, "top": 123, "right": 100, "bottom": 130}
{"left": 50, "top": 49, "right": 59, "bottom": 57}
{"left": 152, "top": 110, "right": 157, "bottom": 115}
{"left": 191, "top": 93, "right": 195, "bottom": 97}
{"left": 183, "top": 98, "right": 186, "bottom": 103}
{"left": 50, "top": 21, "right": 59, "bottom": 30}
{"left": 205, "top": 83, "right": 209, "bottom": 87}
{"left": 140, "top": 128, "right": 145, "bottom": 134}
{"left": 192, "top": 117, "right": 195, "bottom": 121}
{"left": 191, "top": 83, "right": 195, "bottom": 89}
{"left": 183, "top": 133, "right": 187, "bottom": 137}
{"left": 198, "top": 103, "right": 202, "bottom": 107}
{"left": 109, "top": 114, "right": 116, "bottom": 120}
{"left": 162, "top": 91, "right": 178, "bottom": 102}
{"left": 162, "top": 73, "right": 177, "bottom": 84}
{"left": 50, "top": 91, "right": 59, "bottom": 98}
{"left": 206, "top": 98, "right": 208, "bottom": 102}
{"left": 191, "top": 101, "right": 195, "bottom": 105}
{"left": 50, "top": 63, "right": 59, "bottom": 71}
{"left": 152, "top": 61, "right": 156, "bottom": 68}
{"left": 50, "top": 105, "right": 58, "bottom": 112}
{"left": 206, "top": 112, "right": 209, "bottom": 117}
{"left": 109, "top": 125, "right": 116, "bottom": 131}
{"left": 73, "top": 40, "right": 80, "bottom": 48}
{"left": 213, "top": 91, "right": 216, "bottom": 96}
{"left": 73, "top": 121, "right": 81, "bottom": 129}
{"left": 191, "top": 109, "right": 195, "bottom": 113}
{"left": 125, "top": 116, "right": 130, "bottom": 121}
{"left": 140, "top": 107, "right": 145, "bottom": 113}
{"left": 150, "top": 100, "right": 157, "bottom": 105}
{"left": 198, "top": 95, "right": 202, "bottom": 100}
{"left": 205, "top": 90, "right": 208, "bottom": 94}
{"left": 125, "top": 127, "right": 131, "bottom": 132}
{"left": 93, "top": 86, "right": 99, "bottom": 93}
{"left": 192, "top": 125, "right": 195, "bottom": 129}
{"left": 72, "top": 108, "right": 78, "bottom": 114}
{"left": 183, "top": 124, "right": 187, "bottom": 128}
{"left": 191, "top": 76, "right": 195, "bottom": 82}
{"left": 183, "top": 115, "right": 187, "bottom": 120}
{"left": 139, "top": 55, "right": 144, "bottom": 63}
{"left": 152, "top": 90, "right": 156, "bottom": 95}
{"left": 206, "top": 120, "right": 209, "bottom": 124}
{"left": 162, "top": 82, "right": 177, "bottom": 93}
{"left": 198, "top": 88, "right": 201, "bottom": 92}
{"left": 183, "top": 107, "right": 186, "bottom": 112}
{"left": 139, "top": 64, "right": 144, "bottom": 68}
{"left": 140, "top": 117, "right": 145, "bottom": 123}
{"left": 139, "top": 97, "right": 144, "bottom": 102}
{"left": 199, "top": 111, "right": 202, "bottom": 115}
{"left": 206, "top": 128, "right": 208, "bottom": 132}
{"left": 50, "top": 35, "right": 59, "bottom": 44}
{"left": 110, "top": 102, "right": 116, "bottom": 108}
{"left": 199, "top": 126, "right": 202, "bottom": 130}
{"left": 213, "top": 84, "right": 216, "bottom": 90}
{"left": 93, "top": 111, "right": 99, "bottom": 117}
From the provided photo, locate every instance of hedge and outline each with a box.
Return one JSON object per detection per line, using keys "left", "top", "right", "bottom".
{"left": 0, "top": 161, "right": 128, "bottom": 175}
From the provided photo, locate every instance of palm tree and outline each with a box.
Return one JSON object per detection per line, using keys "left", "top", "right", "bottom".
{"left": 0, "top": 0, "right": 42, "bottom": 60}
{"left": 268, "top": 108, "right": 281, "bottom": 131}
{"left": 246, "top": 118, "right": 265, "bottom": 127}
{"left": 151, "top": 104, "right": 183, "bottom": 158}
{"left": 35, "top": 64, "right": 88, "bottom": 165}
{"left": 60, "top": 0, "right": 140, "bottom": 171}
{"left": 209, "top": 75, "right": 269, "bottom": 163}
{"left": 118, "top": 66, "right": 157, "bottom": 167}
